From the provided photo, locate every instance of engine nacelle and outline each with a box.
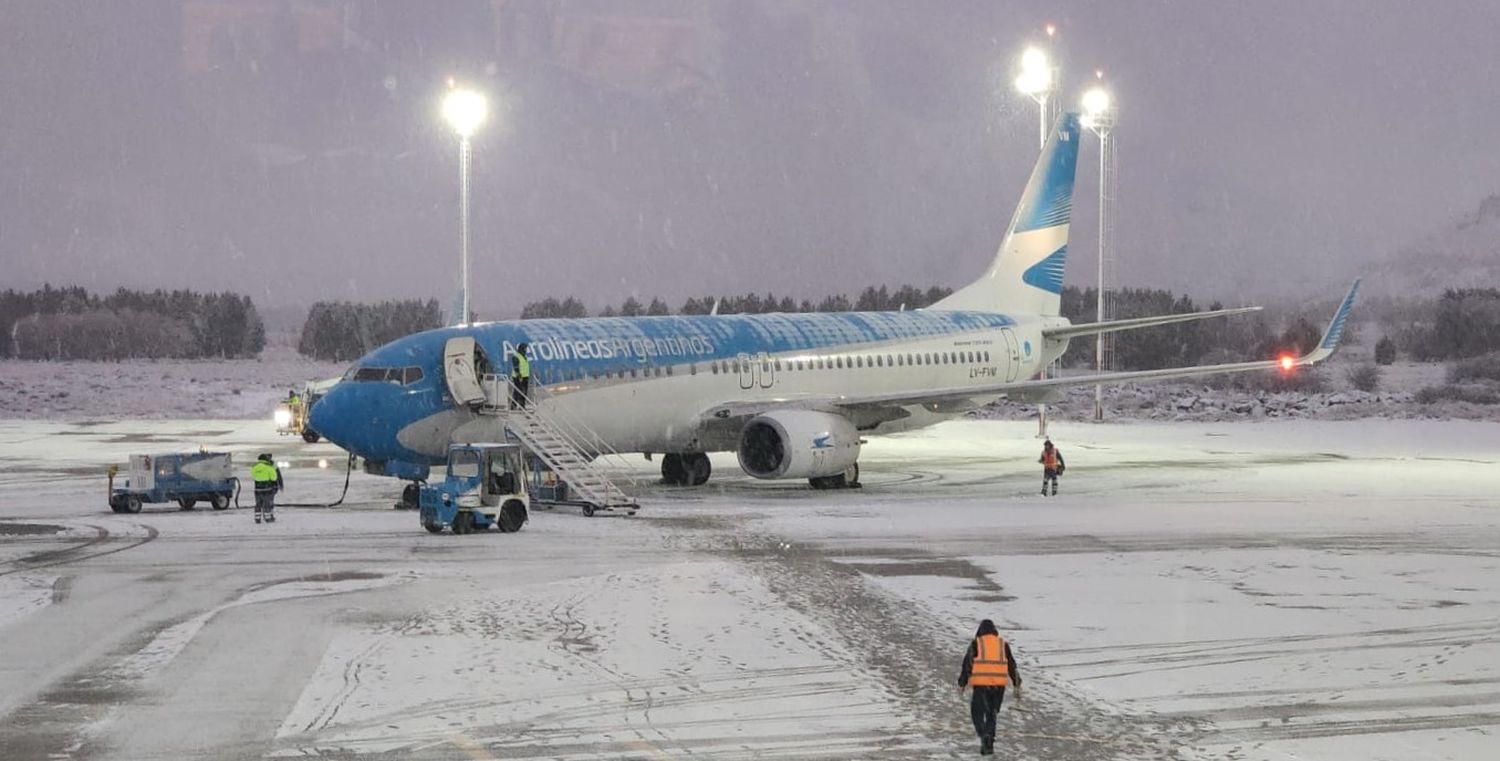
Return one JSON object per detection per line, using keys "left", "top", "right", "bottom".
{"left": 737, "top": 410, "right": 861, "bottom": 480}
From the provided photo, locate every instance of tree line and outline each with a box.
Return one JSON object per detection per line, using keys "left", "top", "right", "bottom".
{"left": 297, "top": 299, "right": 444, "bottom": 362}
{"left": 0, "top": 285, "right": 264, "bottom": 360}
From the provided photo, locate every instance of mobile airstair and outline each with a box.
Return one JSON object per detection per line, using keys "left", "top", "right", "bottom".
{"left": 480, "top": 377, "right": 639, "bottom": 517}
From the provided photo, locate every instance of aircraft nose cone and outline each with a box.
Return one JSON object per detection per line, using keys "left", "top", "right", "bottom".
{"left": 308, "top": 385, "right": 352, "bottom": 450}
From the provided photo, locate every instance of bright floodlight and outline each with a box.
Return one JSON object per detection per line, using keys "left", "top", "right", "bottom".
{"left": 1082, "top": 87, "right": 1111, "bottom": 116}
{"left": 442, "top": 89, "right": 488, "bottom": 138}
{"left": 1015, "top": 47, "right": 1053, "bottom": 96}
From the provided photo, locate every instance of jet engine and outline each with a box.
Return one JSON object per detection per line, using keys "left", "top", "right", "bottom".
{"left": 736, "top": 410, "right": 860, "bottom": 480}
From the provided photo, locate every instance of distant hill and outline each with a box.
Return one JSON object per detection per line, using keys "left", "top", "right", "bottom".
{"left": 1368, "top": 195, "right": 1500, "bottom": 298}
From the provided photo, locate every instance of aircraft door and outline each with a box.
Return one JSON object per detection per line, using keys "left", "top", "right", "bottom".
{"left": 757, "top": 352, "right": 775, "bottom": 388}
{"left": 737, "top": 352, "right": 754, "bottom": 390}
{"left": 1002, "top": 329, "right": 1021, "bottom": 382}
{"left": 443, "top": 336, "right": 490, "bottom": 406}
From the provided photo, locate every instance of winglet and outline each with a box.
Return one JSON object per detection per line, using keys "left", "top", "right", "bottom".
{"left": 1299, "top": 279, "right": 1361, "bottom": 365}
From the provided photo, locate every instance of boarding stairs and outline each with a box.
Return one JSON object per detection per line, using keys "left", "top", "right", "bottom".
{"left": 480, "top": 377, "right": 639, "bottom": 516}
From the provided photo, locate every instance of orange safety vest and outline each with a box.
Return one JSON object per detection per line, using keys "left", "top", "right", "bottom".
{"left": 970, "top": 633, "right": 1009, "bottom": 687}
{"left": 1042, "top": 449, "right": 1059, "bottom": 469}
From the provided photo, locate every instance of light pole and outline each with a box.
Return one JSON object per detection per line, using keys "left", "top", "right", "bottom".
{"left": 1083, "top": 84, "right": 1117, "bottom": 421}
{"left": 1014, "top": 39, "right": 1058, "bottom": 437}
{"left": 442, "top": 86, "right": 488, "bottom": 325}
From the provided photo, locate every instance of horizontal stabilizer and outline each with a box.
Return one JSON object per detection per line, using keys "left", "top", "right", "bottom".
{"left": 1043, "top": 306, "right": 1262, "bottom": 340}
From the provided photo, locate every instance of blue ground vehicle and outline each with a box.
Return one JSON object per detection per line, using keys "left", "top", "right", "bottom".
{"left": 418, "top": 443, "right": 529, "bottom": 535}
{"left": 108, "top": 452, "right": 236, "bottom": 513}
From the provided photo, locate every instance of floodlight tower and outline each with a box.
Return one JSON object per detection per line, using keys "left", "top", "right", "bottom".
{"left": 1082, "top": 82, "right": 1117, "bottom": 421}
{"left": 1014, "top": 45, "right": 1058, "bottom": 150}
{"left": 1015, "top": 29, "right": 1059, "bottom": 436}
{"left": 442, "top": 84, "right": 488, "bottom": 325}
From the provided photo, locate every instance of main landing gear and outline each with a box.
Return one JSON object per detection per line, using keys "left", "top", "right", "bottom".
{"left": 809, "top": 463, "right": 860, "bottom": 490}
{"left": 661, "top": 453, "right": 712, "bottom": 486}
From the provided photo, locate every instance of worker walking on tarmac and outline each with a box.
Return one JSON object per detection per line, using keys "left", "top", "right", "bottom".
{"left": 509, "top": 342, "right": 532, "bottom": 409}
{"left": 1039, "top": 439, "right": 1065, "bottom": 496}
{"left": 957, "top": 619, "right": 1022, "bottom": 756}
{"left": 251, "top": 453, "right": 284, "bottom": 524}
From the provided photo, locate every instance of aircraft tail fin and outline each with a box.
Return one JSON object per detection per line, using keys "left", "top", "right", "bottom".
{"left": 932, "top": 112, "right": 1082, "bottom": 316}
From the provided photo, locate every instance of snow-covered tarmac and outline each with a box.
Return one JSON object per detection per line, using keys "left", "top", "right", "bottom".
{"left": 0, "top": 417, "right": 1496, "bottom": 760}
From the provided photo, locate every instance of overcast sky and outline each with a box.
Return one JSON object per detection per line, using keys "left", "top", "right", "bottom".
{"left": 3, "top": 1, "right": 1498, "bottom": 316}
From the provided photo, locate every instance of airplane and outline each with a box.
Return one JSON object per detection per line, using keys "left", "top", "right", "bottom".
{"left": 310, "top": 112, "right": 1360, "bottom": 490}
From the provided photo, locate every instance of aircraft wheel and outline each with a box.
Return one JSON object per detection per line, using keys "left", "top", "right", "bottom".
{"left": 497, "top": 500, "right": 527, "bottom": 533}
{"left": 684, "top": 453, "right": 712, "bottom": 486}
{"left": 660, "top": 453, "right": 688, "bottom": 485}
{"left": 844, "top": 463, "right": 860, "bottom": 487}
{"left": 399, "top": 483, "right": 420, "bottom": 510}
{"left": 210, "top": 493, "right": 230, "bottom": 510}
{"left": 809, "top": 464, "right": 859, "bottom": 490}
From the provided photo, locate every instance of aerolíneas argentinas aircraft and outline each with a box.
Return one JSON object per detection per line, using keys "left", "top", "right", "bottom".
{"left": 311, "top": 112, "right": 1358, "bottom": 489}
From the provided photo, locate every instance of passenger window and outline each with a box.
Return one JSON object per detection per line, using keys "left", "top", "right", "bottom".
{"left": 666, "top": 366, "right": 673, "bottom": 376}
{"left": 630, "top": 368, "right": 638, "bottom": 378}
{"left": 690, "top": 364, "right": 696, "bottom": 376}
{"left": 774, "top": 359, "right": 782, "bottom": 371}
{"left": 710, "top": 362, "right": 718, "bottom": 375}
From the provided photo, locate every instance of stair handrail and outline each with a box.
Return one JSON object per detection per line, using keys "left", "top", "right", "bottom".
{"left": 524, "top": 388, "right": 638, "bottom": 493}
{"left": 483, "top": 375, "right": 641, "bottom": 496}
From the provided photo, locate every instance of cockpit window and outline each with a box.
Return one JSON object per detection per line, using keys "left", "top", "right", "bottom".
{"left": 345, "top": 366, "right": 424, "bottom": 385}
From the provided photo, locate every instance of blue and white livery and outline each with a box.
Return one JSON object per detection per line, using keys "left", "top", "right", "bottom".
{"left": 311, "top": 113, "right": 1358, "bottom": 489}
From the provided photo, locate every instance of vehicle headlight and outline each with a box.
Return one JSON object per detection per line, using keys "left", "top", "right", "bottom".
{"left": 273, "top": 408, "right": 293, "bottom": 427}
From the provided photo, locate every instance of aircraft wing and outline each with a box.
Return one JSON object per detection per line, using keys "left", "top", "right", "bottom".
{"left": 1042, "top": 305, "right": 1262, "bottom": 340}
{"left": 701, "top": 280, "right": 1359, "bottom": 424}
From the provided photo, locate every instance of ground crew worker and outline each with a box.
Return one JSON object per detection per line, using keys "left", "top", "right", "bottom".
{"left": 251, "top": 453, "right": 284, "bottom": 524}
{"left": 509, "top": 343, "right": 531, "bottom": 409}
{"left": 957, "top": 619, "right": 1022, "bottom": 756}
{"left": 1039, "top": 439, "right": 1065, "bottom": 496}
{"left": 286, "top": 389, "right": 303, "bottom": 426}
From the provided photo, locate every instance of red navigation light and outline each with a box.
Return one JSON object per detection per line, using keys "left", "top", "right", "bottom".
{"left": 1279, "top": 355, "right": 1296, "bottom": 372}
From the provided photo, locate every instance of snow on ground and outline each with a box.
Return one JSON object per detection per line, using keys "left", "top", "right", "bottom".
{"left": 0, "top": 415, "right": 1497, "bottom": 760}
{"left": 0, "top": 346, "right": 344, "bottom": 421}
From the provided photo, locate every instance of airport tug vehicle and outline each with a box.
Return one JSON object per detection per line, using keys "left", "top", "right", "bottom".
{"left": 108, "top": 452, "right": 236, "bottom": 513}
{"left": 274, "top": 379, "right": 336, "bottom": 443}
{"left": 418, "top": 443, "right": 529, "bottom": 535}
